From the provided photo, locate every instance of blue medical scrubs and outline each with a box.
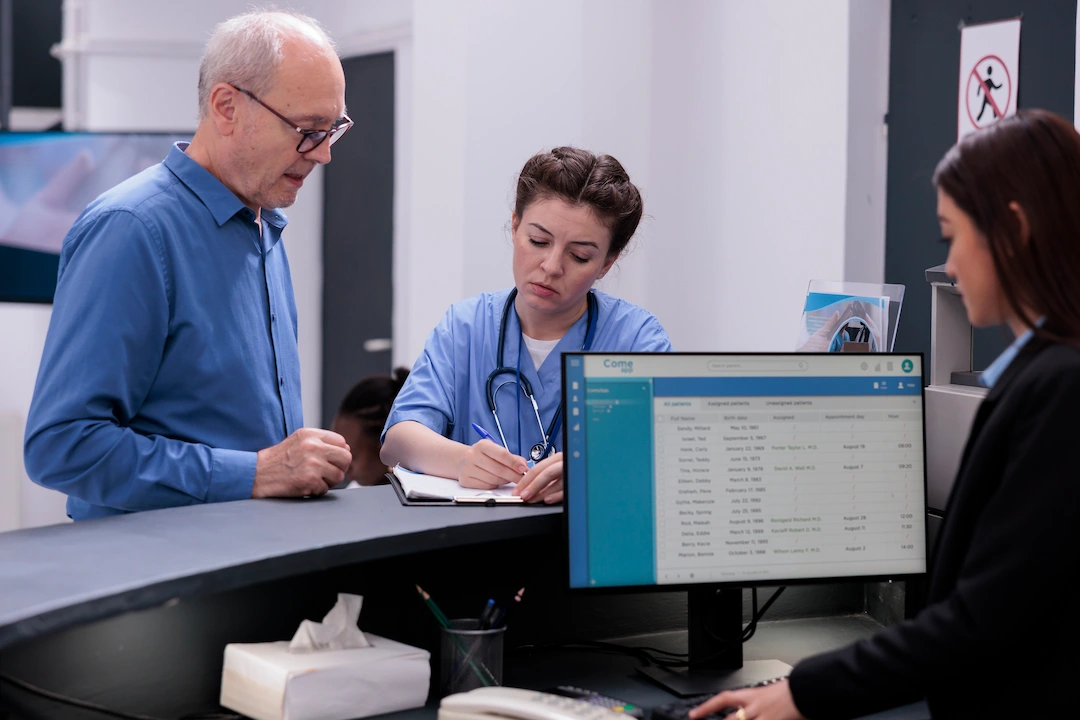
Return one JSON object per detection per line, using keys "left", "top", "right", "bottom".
{"left": 384, "top": 288, "right": 671, "bottom": 459}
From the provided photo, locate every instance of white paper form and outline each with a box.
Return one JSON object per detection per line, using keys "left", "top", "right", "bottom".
{"left": 392, "top": 465, "right": 520, "bottom": 502}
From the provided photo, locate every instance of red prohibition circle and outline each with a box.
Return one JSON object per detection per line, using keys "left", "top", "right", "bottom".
{"left": 965, "top": 54, "right": 1011, "bottom": 129}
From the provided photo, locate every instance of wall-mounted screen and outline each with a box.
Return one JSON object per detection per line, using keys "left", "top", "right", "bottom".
{"left": 0, "top": 133, "right": 189, "bottom": 303}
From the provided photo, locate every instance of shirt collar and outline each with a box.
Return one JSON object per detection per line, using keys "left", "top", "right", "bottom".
{"left": 979, "top": 318, "right": 1044, "bottom": 388}
{"left": 164, "top": 142, "right": 288, "bottom": 230}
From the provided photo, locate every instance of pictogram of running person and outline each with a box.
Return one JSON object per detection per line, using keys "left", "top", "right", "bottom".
{"left": 976, "top": 65, "right": 1003, "bottom": 122}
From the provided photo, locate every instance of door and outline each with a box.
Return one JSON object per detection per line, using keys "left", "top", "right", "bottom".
{"left": 321, "top": 51, "right": 395, "bottom": 427}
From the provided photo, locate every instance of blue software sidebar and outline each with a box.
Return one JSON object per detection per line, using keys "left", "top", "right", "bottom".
{"left": 566, "top": 355, "right": 658, "bottom": 588}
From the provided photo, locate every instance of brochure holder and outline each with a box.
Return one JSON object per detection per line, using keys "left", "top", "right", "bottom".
{"left": 795, "top": 280, "right": 905, "bottom": 353}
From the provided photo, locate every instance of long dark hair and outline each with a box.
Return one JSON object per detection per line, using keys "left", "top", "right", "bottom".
{"left": 933, "top": 109, "right": 1080, "bottom": 347}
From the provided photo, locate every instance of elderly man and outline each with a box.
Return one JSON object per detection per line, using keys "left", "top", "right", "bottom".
{"left": 24, "top": 10, "right": 353, "bottom": 520}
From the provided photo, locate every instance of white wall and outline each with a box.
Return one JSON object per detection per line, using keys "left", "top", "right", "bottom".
{"left": 400, "top": 0, "right": 658, "bottom": 364}
{"left": 845, "top": 0, "right": 891, "bottom": 285}
{"left": 579, "top": 0, "right": 653, "bottom": 311}
{"left": 0, "top": 304, "right": 68, "bottom": 529}
{"left": 644, "top": 0, "right": 887, "bottom": 352}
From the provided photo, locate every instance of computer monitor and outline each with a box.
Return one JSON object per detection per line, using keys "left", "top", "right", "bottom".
{"left": 561, "top": 352, "right": 927, "bottom": 695}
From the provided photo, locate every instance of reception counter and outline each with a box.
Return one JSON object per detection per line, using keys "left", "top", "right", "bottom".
{"left": 0, "top": 486, "right": 560, "bottom": 650}
{"left": 0, "top": 487, "right": 924, "bottom": 720}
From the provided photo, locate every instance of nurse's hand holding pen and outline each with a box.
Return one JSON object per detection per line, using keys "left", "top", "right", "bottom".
{"left": 459, "top": 438, "right": 530, "bottom": 489}
{"left": 514, "top": 453, "right": 564, "bottom": 504}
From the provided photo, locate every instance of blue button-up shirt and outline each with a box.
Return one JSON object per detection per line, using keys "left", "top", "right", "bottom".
{"left": 979, "top": 320, "right": 1043, "bottom": 389}
{"left": 25, "top": 143, "right": 303, "bottom": 521}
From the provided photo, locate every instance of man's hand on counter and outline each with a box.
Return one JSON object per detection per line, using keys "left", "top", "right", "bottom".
{"left": 253, "top": 428, "right": 353, "bottom": 498}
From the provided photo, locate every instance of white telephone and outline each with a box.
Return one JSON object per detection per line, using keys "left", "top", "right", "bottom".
{"left": 438, "top": 687, "right": 631, "bottom": 720}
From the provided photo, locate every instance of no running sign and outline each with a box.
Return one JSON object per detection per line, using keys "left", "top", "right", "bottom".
{"left": 957, "top": 18, "right": 1021, "bottom": 139}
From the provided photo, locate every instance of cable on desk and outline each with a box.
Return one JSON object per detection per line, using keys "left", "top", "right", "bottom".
{"left": 513, "top": 588, "right": 787, "bottom": 671}
{"left": 698, "top": 586, "right": 786, "bottom": 647}
{"left": 0, "top": 671, "right": 240, "bottom": 720}
{"left": 647, "top": 586, "right": 787, "bottom": 669}
{"left": 740, "top": 586, "right": 785, "bottom": 644}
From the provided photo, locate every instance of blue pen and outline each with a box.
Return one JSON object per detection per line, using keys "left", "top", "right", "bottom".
{"left": 479, "top": 598, "right": 495, "bottom": 629}
{"left": 472, "top": 423, "right": 530, "bottom": 474}
{"left": 471, "top": 423, "right": 499, "bottom": 444}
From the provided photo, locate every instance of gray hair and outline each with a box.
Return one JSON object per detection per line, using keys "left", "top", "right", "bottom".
{"left": 197, "top": 8, "right": 337, "bottom": 119}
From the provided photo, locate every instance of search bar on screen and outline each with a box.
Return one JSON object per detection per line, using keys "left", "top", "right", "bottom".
{"left": 705, "top": 359, "right": 809, "bottom": 374}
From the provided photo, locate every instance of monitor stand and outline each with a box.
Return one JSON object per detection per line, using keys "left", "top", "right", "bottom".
{"left": 637, "top": 587, "right": 792, "bottom": 697}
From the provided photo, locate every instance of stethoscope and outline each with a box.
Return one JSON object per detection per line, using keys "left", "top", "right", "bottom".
{"left": 485, "top": 288, "right": 598, "bottom": 462}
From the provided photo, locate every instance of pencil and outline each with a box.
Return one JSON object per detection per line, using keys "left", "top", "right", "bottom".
{"left": 491, "top": 587, "right": 524, "bottom": 628}
{"left": 415, "top": 585, "right": 497, "bottom": 687}
{"left": 416, "top": 584, "right": 452, "bottom": 627}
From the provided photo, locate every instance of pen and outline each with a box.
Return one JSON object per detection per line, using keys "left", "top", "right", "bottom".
{"left": 479, "top": 598, "right": 496, "bottom": 629}
{"left": 471, "top": 423, "right": 499, "bottom": 444}
{"left": 490, "top": 587, "right": 524, "bottom": 628}
{"left": 473, "top": 423, "right": 528, "bottom": 476}
{"left": 415, "top": 585, "right": 497, "bottom": 686}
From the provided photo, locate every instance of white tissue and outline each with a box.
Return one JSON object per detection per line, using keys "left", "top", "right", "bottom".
{"left": 288, "top": 593, "right": 372, "bottom": 653}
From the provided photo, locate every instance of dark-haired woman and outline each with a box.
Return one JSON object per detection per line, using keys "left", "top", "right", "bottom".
{"left": 332, "top": 368, "right": 410, "bottom": 486}
{"left": 690, "top": 109, "right": 1080, "bottom": 719}
{"left": 381, "top": 147, "right": 671, "bottom": 503}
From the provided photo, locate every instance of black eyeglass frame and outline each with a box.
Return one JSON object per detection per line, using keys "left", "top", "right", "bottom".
{"left": 231, "top": 85, "right": 352, "bottom": 153}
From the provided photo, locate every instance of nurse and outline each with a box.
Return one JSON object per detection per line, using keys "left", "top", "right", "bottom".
{"left": 381, "top": 147, "right": 671, "bottom": 503}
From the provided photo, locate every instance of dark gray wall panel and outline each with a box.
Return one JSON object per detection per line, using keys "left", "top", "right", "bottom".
{"left": 322, "top": 52, "right": 396, "bottom": 427}
{"left": 11, "top": 0, "right": 61, "bottom": 109}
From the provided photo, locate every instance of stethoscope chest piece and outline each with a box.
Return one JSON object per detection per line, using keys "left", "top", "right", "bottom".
{"left": 529, "top": 442, "right": 555, "bottom": 462}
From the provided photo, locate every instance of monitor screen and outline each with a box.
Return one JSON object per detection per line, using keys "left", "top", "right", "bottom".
{"left": 0, "top": 132, "right": 189, "bottom": 303}
{"left": 563, "top": 352, "right": 927, "bottom": 590}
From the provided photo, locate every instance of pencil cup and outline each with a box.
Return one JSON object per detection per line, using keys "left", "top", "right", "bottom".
{"left": 439, "top": 618, "right": 505, "bottom": 696}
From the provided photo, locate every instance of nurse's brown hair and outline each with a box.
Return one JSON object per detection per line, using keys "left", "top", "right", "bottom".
{"left": 514, "top": 147, "right": 643, "bottom": 259}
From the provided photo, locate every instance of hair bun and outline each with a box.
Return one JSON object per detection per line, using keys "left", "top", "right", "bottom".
{"left": 513, "top": 147, "right": 643, "bottom": 259}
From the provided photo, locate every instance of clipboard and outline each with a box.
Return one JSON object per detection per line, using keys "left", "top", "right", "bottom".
{"left": 386, "top": 471, "right": 528, "bottom": 507}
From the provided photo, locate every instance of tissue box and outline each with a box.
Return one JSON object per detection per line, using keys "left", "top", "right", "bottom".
{"left": 220, "top": 634, "right": 431, "bottom": 720}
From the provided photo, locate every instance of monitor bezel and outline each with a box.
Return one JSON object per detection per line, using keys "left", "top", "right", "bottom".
{"left": 561, "top": 350, "right": 930, "bottom": 595}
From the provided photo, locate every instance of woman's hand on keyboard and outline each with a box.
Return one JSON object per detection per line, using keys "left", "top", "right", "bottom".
{"left": 688, "top": 679, "right": 805, "bottom": 720}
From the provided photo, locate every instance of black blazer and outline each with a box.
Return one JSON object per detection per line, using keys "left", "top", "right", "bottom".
{"left": 788, "top": 337, "right": 1080, "bottom": 719}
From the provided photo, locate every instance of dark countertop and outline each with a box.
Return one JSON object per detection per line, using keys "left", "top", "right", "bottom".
{"left": 0, "top": 486, "right": 560, "bottom": 651}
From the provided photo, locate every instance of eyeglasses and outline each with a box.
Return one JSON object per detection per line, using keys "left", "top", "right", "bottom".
{"left": 232, "top": 85, "right": 352, "bottom": 153}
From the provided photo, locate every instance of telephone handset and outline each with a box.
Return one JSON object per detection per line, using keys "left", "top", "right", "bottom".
{"left": 438, "top": 687, "right": 635, "bottom": 720}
